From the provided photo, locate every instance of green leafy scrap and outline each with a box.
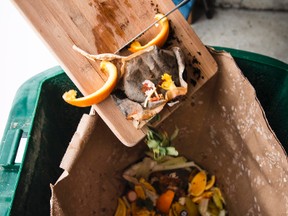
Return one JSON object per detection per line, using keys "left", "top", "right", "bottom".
{"left": 145, "top": 127, "right": 179, "bottom": 160}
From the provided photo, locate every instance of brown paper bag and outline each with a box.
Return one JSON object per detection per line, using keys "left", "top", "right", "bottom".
{"left": 50, "top": 49, "right": 288, "bottom": 216}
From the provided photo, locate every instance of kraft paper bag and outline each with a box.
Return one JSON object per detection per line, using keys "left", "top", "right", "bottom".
{"left": 50, "top": 49, "right": 288, "bottom": 216}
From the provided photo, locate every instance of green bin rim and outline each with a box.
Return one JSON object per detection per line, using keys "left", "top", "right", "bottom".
{"left": 213, "top": 46, "right": 287, "bottom": 71}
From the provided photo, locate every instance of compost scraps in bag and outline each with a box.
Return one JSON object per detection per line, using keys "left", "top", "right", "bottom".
{"left": 50, "top": 49, "right": 288, "bottom": 216}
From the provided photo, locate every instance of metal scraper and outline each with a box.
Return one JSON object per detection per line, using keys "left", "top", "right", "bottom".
{"left": 115, "top": 0, "right": 191, "bottom": 54}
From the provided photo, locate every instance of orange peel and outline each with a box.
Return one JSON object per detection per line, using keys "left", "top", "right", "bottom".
{"left": 189, "top": 171, "right": 207, "bottom": 197}
{"left": 128, "top": 13, "right": 169, "bottom": 53}
{"left": 62, "top": 60, "right": 118, "bottom": 107}
{"left": 205, "top": 175, "right": 216, "bottom": 190}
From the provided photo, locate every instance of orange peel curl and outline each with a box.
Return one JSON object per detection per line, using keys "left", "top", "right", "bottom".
{"left": 62, "top": 60, "right": 118, "bottom": 107}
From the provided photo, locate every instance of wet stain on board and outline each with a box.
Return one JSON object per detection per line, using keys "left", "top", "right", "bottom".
{"left": 124, "top": 0, "right": 132, "bottom": 8}
{"left": 92, "top": 25, "right": 113, "bottom": 52}
{"left": 88, "top": 0, "right": 131, "bottom": 52}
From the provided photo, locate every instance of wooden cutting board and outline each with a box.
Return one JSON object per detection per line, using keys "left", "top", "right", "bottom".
{"left": 13, "top": 0, "right": 218, "bottom": 146}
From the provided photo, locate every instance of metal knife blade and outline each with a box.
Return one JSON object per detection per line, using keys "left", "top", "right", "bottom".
{"left": 114, "top": 0, "right": 191, "bottom": 54}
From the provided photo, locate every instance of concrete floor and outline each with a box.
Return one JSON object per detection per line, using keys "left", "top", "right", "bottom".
{"left": 191, "top": 8, "right": 288, "bottom": 63}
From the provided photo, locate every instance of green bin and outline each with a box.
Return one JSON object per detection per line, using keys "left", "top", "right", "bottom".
{"left": 0, "top": 48, "right": 287, "bottom": 215}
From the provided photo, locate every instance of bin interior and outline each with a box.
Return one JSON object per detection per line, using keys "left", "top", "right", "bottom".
{"left": 0, "top": 48, "right": 287, "bottom": 215}
{"left": 0, "top": 69, "right": 90, "bottom": 215}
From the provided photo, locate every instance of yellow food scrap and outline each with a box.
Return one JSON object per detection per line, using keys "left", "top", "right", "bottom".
{"left": 205, "top": 175, "right": 216, "bottom": 190}
{"left": 114, "top": 198, "right": 127, "bottom": 216}
{"left": 160, "top": 73, "right": 177, "bottom": 91}
{"left": 139, "top": 177, "right": 156, "bottom": 192}
{"left": 134, "top": 185, "right": 146, "bottom": 200}
{"left": 212, "top": 187, "right": 225, "bottom": 209}
{"left": 192, "top": 191, "right": 214, "bottom": 203}
{"left": 189, "top": 171, "right": 207, "bottom": 197}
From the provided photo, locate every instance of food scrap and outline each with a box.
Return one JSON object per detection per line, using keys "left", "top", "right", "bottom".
{"left": 62, "top": 61, "right": 118, "bottom": 107}
{"left": 69, "top": 44, "right": 187, "bottom": 128}
{"left": 115, "top": 129, "right": 227, "bottom": 216}
{"left": 64, "top": 13, "right": 188, "bottom": 128}
{"left": 146, "top": 126, "right": 179, "bottom": 160}
{"left": 128, "top": 13, "right": 169, "bottom": 53}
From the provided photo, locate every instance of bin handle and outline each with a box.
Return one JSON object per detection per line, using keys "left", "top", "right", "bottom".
{"left": 0, "top": 129, "right": 26, "bottom": 166}
{"left": 0, "top": 66, "right": 64, "bottom": 166}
